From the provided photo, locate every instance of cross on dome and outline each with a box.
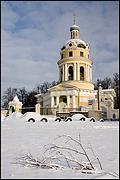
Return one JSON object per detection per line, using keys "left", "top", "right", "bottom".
{"left": 73, "top": 13, "right": 76, "bottom": 25}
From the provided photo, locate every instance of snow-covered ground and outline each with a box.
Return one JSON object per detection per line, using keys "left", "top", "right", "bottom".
{"left": 1, "top": 113, "right": 119, "bottom": 179}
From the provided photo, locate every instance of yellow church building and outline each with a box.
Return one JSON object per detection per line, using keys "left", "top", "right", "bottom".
{"left": 35, "top": 18, "right": 117, "bottom": 119}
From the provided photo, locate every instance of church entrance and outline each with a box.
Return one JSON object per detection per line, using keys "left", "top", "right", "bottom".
{"left": 59, "top": 96, "right": 67, "bottom": 104}
{"left": 10, "top": 106, "right": 15, "bottom": 113}
{"left": 59, "top": 96, "right": 67, "bottom": 112}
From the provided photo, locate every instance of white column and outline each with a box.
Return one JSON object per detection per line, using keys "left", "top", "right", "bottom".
{"left": 35, "top": 103, "right": 41, "bottom": 114}
{"left": 90, "top": 66, "right": 92, "bottom": 81}
{"left": 74, "top": 63, "right": 76, "bottom": 80}
{"left": 87, "top": 64, "right": 89, "bottom": 81}
{"left": 87, "top": 65, "right": 89, "bottom": 81}
{"left": 62, "top": 64, "right": 65, "bottom": 81}
{"left": 89, "top": 66, "right": 91, "bottom": 82}
{"left": 89, "top": 65, "right": 90, "bottom": 82}
{"left": 67, "top": 95, "right": 70, "bottom": 108}
{"left": 77, "top": 63, "right": 80, "bottom": 80}
{"left": 86, "top": 64, "right": 88, "bottom": 81}
{"left": 88, "top": 65, "right": 90, "bottom": 81}
{"left": 72, "top": 95, "right": 76, "bottom": 108}
{"left": 56, "top": 96, "right": 59, "bottom": 106}
{"left": 65, "top": 63, "right": 67, "bottom": 81}
{"left": 51, "top": 96, "right": 54, "bottom": 107}
{"left": 85, "top": 64, "right": 86, "bottom": 81}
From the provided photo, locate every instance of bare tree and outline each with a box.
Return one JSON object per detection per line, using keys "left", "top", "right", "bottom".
{"left": 35, "top": 80, "right": 59, "bottom": 94}
{"left": 112, "top": 73, "right": 119, "bottom": 87}
{"left": 112, "top": 73, "right": 119, "bottom": 109}
{"left": 17, "top": 87, "right": 28, "bottom": 105}
{"left": 94, "top": 77, "right": 112, "bottom": 90}
{"left": 37, "top": 81, "right": 51, "bottom": 93}
{"left": 2, "top": 87, "right": 18, "bottom": 108}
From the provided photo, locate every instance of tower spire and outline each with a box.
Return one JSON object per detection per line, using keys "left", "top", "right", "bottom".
{"left": 70, "top": 13, "right": 80, "bottom": 39}
{"left": 73, "top": 13, "right": 76, "bottom": 25}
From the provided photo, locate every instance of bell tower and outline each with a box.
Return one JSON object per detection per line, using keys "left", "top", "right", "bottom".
{"left": 58, "top": 15, "right": 93, "bottom": 86}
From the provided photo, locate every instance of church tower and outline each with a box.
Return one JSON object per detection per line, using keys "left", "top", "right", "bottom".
{"left": 58, "top": 15, "right": 93, "bottom": 85}
{"left": 36, "top": 16, "right": 96, "bottom": 113}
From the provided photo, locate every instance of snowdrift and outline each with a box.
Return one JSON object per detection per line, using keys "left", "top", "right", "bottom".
{"left": 20, "top": 112, "right": 41, "bottom": 122}
{"left": 20, "top": 112, "right": 56, "bottom": 122}
{"left": 2, "top": 112, "right": 98, "bottom": 122}
{"left": 1, "top": 114, "right": 5, "bottom": 121}
{"left": 4, "top": 112, "right": 23, "bottom": 121}
{"left": 72, "top": 113, "right": 97, "bottom": 122}
{"left": 72, "top": 113, "right": 87, "bottom": 120}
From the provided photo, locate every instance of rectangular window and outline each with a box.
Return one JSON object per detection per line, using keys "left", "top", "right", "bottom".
{"left": 80, "top": 52, "right": 83, "bottom": 57}
{"left": 69, "top": 51, "right": 73, "bottom": 57}
{"left": 88, "top": 54, "right": 89, "bottom": 59}
{"left": 61, "top": 54, "right": 63, "bottom": 59}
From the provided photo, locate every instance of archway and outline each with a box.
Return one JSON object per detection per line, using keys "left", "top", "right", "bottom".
{"left": 59, "top": 96, "right": 67, "bottom": 104}
{"left": 68, "top": 66, "right": 73, "bottom": 80}
{"left": 60, "top": 68, "right": 63, "bottom": 82}
{"left": 58, "top": 96, "right": 67, "bottom": 113}
{"left": 113, "top": 113, "right": 116, "bottom": 119}
{"left": 80, "top": 66, "right": 84, "bottom": 80}
{"left": 10, "top": 106, "right": 15, "bottom": 113}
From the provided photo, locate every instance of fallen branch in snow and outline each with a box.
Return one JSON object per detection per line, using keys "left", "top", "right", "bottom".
{"left": 15, "top": 153, "right": 63, "bottom": 169}
{"left": 15, "top": 134, "right": 104, "bottom": 174}
{"left": 53, "top": 134, "right": 95, "bottom": 169}
{"left": 15, "top": 132, "right": 119, "bottom": 178}
{"left": 87, "top": 142, "right": 103, "bottom": 170}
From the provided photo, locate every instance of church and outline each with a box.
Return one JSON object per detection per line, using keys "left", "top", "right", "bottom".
{"left": 35, "top": 17, "right": 117, "bottom": 119}
{"left": 1, "top": 16, "right": 118, "bottom": 120}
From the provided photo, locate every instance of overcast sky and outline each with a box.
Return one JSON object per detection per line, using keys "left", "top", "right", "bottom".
{"left": 1, "top": 1, "right": 119, "bottom": 95}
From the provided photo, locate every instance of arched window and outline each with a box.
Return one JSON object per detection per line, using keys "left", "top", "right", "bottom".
{"left": 73, "top": 31, "right": 75, "bottom": 39}
{"left": 10, "top": 106, "right": 15, "bottom": 113}
{"left": 68, "top": 66, "right": 73, "bottom": 80}
{"left": 76, "top": 31, "right": 78, "bottom": 38}
{"left": 80, "top": 66, "right": 84, "bottom": 80}
{"left": 60, "top": 68, "right": 63, "bottom": 82}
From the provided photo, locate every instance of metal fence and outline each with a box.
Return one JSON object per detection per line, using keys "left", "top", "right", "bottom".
{"left": 37, "top": 107, "right": 88, "bottom": 117}
{"left": 101, "top": 111, "right": 107, "bottom": 119}
{"left": 20, "top": 105, "right": 92, "bottom": 116}
{"left": 21, "top": 107, "right": 35, "bottom": 114}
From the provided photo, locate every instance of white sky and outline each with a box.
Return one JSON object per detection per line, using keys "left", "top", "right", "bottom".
{"left": 1, "top": 1, "right": 119, "bottom": 95}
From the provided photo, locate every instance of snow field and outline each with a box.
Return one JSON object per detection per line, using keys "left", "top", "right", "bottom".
{"left": 1, "top": 113, "right": 119, "bottom": 179}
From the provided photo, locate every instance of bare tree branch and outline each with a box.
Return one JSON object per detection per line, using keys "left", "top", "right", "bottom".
{"left": 15, "top": 134, "right": 105, "bottom": 174}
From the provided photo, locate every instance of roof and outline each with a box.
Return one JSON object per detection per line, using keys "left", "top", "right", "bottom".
{"left": 62, "top": 39, "right": 89, "bottom": 50}
{"left": 70, "top": 24, "right": 80, "bottom": 31}
{"left": 94, "top": 88, "right": 116, "bottom": 97}
{"left": 13, "top": 95, "right": 20, "bottom": 102}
